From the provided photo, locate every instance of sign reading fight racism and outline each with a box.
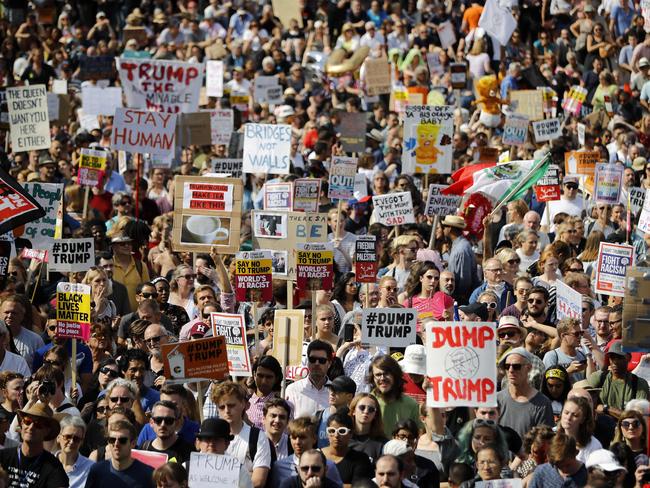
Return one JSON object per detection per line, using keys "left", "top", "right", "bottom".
{"left": 56, "top": 282, "right": 91, "bottom": 341}
{"left": 403, "top": 105, "right": 453, "bottom": 174}
{"left": 243, "top": 123, "right": 292, "bottom": 175}
{"left": 355, "top": 235, "right": 378, "bottom": 283}
{"left": 425, "top": 321, "right": 497, "bottom": 407}
{"left": 116, "top": 58, "right": 204, "bottom": 113}
{"left": 373, "top": 192, "right": 415, "bottom": 226}
{"left": 162, "top": 336, "right": 229, "bottom": 381}
{"left": 293, "top": 179, "right": 321, "bottom": 212}
{"left": 594, "top": 163, "right": 623, "bottom": 205}
{"left": 49, "top": 238, "right": 95, "bottom": 273}
{"left": 210, "top": 313, "right": 252, "bottom": 377}
{"left": 0, "top": 169, "right": 46, "bottom": 236}
{"left": 502, "top": 113, "right": 529, "bottom": 146}
{"left": 264, "top": 182, "right": 293, "bottom": 211}
{"left": 533, "top": 164, "right": 561, "bottom": 202}
{"left": 595, "top": 242, "right": 634, "bottom": 297}
{"left": 188, "top": 452, "right": 240, "bottom": 488}
{"left": 328, "top": 156, "right": 357, "bottom": 200}
{"left": 20, "top": 183, "right": 62, "bottom": 246}
{"left": 7, "top": 85, "right": 50, "bottom": 151}
{"left": 77, "top": 148, "right": 108, "bottom": 187}
{"left": 112, "top": 108, "right": 177, "bottom": 157}
{"left": 361, "top": 308, "right": 417, "bottom": 348}
{"left": 296, "top": 242, "right": 334, "bottom": 291}
{"left": 235, "top": 250, "right": 273, "bottom": 302}
{"left": 556, "top": 280, "right": 582, "bottom": 321}
{"left": 424, "top": 184, "right": 462, "bottom": 217}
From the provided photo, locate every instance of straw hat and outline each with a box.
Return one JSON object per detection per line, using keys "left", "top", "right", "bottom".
{"left": 17, "top": 403, "right": 61, "bottom": 441}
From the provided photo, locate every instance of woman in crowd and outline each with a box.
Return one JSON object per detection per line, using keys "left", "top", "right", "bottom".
{"left": 168, "top": 264, "right": 196, "bottom": 319}
{"left": 611, "top": 410, "right": 649, "bottom": 466}
{"left": 578, "top": 230, "right": 605, "bottom": 278}
{"left": 454, "top": 419, "right": 510, "bottom": 476}
{"left": 516, "top": 426, "right": 555, "bottom": 481}
{"left": 78, "top": 358, "right": 120, "bottom": 417}
{"left": 82, "top": 267, "right": 116, "bottom": 323}
{"left": 153, "top": 463, "right": 188, "bottom": 488}
{"left": 400, "top": 261, "right": 441, "bottom": 324}
{"left": 246, "top": 355, "right": 283, "bottom": 430}
{"left": 349, "top": 393, "right": 387, "bottom": 463}
{"left": 533, "top": 248, "right": 561, "bottom": 289}
{"left": 495, "top": 248, "right": 522, "bottom": 287}
{"left": 322, "top": 412, "right": 374, "bottom": 485}
{"left": 87, "top": 322, "right": 113, "bottom": 373}
{"left": 556, "top": 396, "right": 602, "bottom": 463}
{"left": 0, "top": 372, "right": 23, "bottom": 424}
{"left": 540, "top": 366, "right": 572, "bottom": 422}
{"left": 331, "top": 272, "right": 361, "bottom": 314}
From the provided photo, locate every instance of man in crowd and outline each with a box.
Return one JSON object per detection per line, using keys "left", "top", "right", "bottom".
{"left": 285, "top": 340, "right": 333, "bottom": 418}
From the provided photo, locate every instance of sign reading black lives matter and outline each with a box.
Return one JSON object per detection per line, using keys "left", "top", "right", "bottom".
{"left": 361, "top": 308, "right": 417, "bottom": 348}
{"left": 49, "top": 238, "right": 95, "bottom": 272}
{"left": 425, "top": 184, "right": 462, "bottom": 217}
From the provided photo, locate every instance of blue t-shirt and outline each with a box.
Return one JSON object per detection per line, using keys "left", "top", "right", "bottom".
{"left": 139, "top": 386, "right": 160, "bottom": 413}
{"left": 84, "top": 459, "right": 154, "bottom": 488}
{"left": 316, "top": 409, "right": 332, "bottom": 448}
{"left": 33, "top": 341, "right": 93, "bottom": 374}
{"left": 137, "top": 417, "right": 200, "bottom": 445}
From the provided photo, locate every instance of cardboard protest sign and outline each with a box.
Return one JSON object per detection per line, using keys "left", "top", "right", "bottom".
{"left": 205, "top": 60, "right": 224, "bottom": 98}
{"left": 450, "top": 63, "right": 467, "bottom": 89}
{"left": 296, "top": 242, "right": 334, "bottom": 291}
{"left": 293, "top": 179, "right": 321, "bottom": 212}
{"left": 254, "top": 76, "right": 283, "bottom": 105}
{"left": 577, "top": 123, "right": 586, "bottom": 146}
{"left": 77, "top": 148, "right": 108, "bottom": 187}
{"left": 556, "top": 280, "right": 582, "bottom": 321}
{"left": 533, "top": 164, "right": 561, "bottom": 202}
{"left": 242, "top": 123, "right": 292, "bottom": 174}
{"left": 403, "top": 105, "right": 453, "bottom": 174}
{"left": 56, "top": 282, "right": 91, "bottom": 341}
{"left": 532, "top": 118, "right": 561, "bottom": 143}
{"left": 271, "top": 309, "right": 305, "bottom": 379}
{"left": 78, "top": 55, "right": 114, "bottom": 80}
{"left": 211, "top": 158, "right": 242, "bottom": 178}
{"left": 131, "top": 450, "right": 168, "bottom": 469}
{"left": 172, "top": 176, "right": 242, "bottom": 253}
{"left": 355, "top": 235, "right": 377, "bottom": 283}
{"left": 502, "top": 113, "right": 529, "bottom": 146}
{"left": 510, "top": 90, "right": 544, "bottom": 121}
{"left": 372, "top": 192, "right": 415, "bottom": 226}
{"left": 594, "top": 163, "right": 623, "bottom": 205}
{"left": 253, "top": 211, "right": 288, "bottom": 239}
{"left": 595, "top": 242, "right": 634, "bottom": 297}
{"left": 565, "top": 150, "right": 599, "bottom": 177}
{"left": 112, "top": 108, "right": 176, "bottom": 157}
{"left": 20, "top": 248, "right": 48, "bottom": 262}
{"left": 235, "top": 250, "right": 273, "bottom": 302}
{"left": 425, "top": 321, "right": 497, "bottom": 407}
{"left": 210, "top": 313, "right": 251, "bottom": 376}
{"left": 208, "top": 109, "right": 233, "bottom": 146}
{"left": 116, "top": 58, "right": 204, "bottom": 113}
{"left": 338, "top": 113, "right": 366, "bottom": 153}
{"left": 49, "top": 238, "right": 95, "bottom": 273}
{"left": 365, "top": 58, "right": 391, "bottom": 96}
{"left": 436, "top": 21, "right": 457, "bottom": 49}
{"left": 361, "top": 308, "right": 417, "bottom": 347}
{"left": 264, "top": 182, "right": 293, "bottom": 210}
{"left": 562, "top": 86, "right": 588, "bottom": 117}
{"left": 81, "top": 86, "right": 123, "bottom": 116}
{"left": 162, "top": 336, "right": 229, "bottom": 381}
{"left": 638, "top": 189, "right": 650, "bottom": 234}
{"left": 188, "top": 452, "right": 240, "bottom": 488}
{"left": 6, "top": 85, "right": 50, "bottom": 152}
{"left": 0, "top": 168, "right": 47, "bottom": 236}
{"left": 629, "top": 187, "right": 646, "bottom": 215}
{"left": 20, "top": 183, "right": 62, "bottom": 246}
{"left": 425, "top": 184, "right": 462, "bottom": 217}
{"left": 328, "top": 156, "right": 357, "bottom": 200}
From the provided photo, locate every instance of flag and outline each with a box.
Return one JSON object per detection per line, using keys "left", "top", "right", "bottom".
{"left": 0, "top": 168, "right": 46, "bottom": 236}
{"left": 441, "top": 162, "right": 497, "bottom": 196}
{"left": 478, "top": 0, "right": 517, "bottom": 46}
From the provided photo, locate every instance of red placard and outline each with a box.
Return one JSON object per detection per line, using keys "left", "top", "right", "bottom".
{"left": 296, "top": 243, "right": 334, "bottom": 291}
{"left": 355, "top": 235, "right": 377, "bottom": 283}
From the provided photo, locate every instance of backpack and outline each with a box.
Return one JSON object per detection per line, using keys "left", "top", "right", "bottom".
{"left": 248, "top": 426, "right": 292, "bottom": 469}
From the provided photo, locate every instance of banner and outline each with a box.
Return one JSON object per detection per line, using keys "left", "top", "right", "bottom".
{"left": 188, "top": 453, "right": 240, "bottom": 488}
{"left": 555, "top": 280, "right": 582, "bottom": 321}
{"left": 112, "top": 108, "right": 176, "bottom": 157}
{"left": 296, "top": 242, "right": 334, "bottom": 291}
{"left": 77, "top": 148, "right": 108, "bottom": 187}
{"left": 235, "top": 250, "right": 273, "bottom": 302}
{"left": 502, "top": 113, "right": 529, "bottom": 147}
{"left": 372, "top": 192, "right": 415, "bottom": 226}
{"left": 81, "top": 86, "right": 123, "bottom": 116}
{"left": 532, "top": 118, "right": 561, "bottom": 143}
{"left": 425, "top": 321, "right": 497, "bottom": 407}
{"left": 629, "top": 187, "right": 646, "bottom": 215}
{"left": 264, "top": 182, "right": 293, "bottom": 210}
{"left": 424, "top": 184, "right": 462, "bottom": 217}
{"left": 56, "top": 282, "right": 91, "bottom": 341}
{"left": 293, "top": 179, "right": 320, "bottom": 212}
{"left": 20, "top": 183, "right": 62, "bottom": 246}
{"left": 355, "top": 235, "right": 377, "bottom": 283}
{"left": 361, "top": 308, "right": 417, "bottom": 348}
{"left": 49, "top": 238, "right": 95, "bottom": 272}
{"left": 403, "top": 105, "right": 453, "bottom": 174}
{"left": 116, "top": 58, "right": 204, "bottom": 113}
{"left": 594, "top": 163, "right": 623, "bottom": 205}
{"left": 7, "top": 85, "right": 50, "bottom": 151}
{"left": 533, "top": 164, "right": 561, "bottom": 202}
{"left": 209, "top": 109, "right": 233, "bottom": 146}
{"left": 478, "top": 0, "right": 517, "bottom": 45}
{"left": 242, "top": 123, "right": 291, "bottom": 174}
{"left": 210, "top": 313, "right": 251, "bottom": 377}
{"left": 365, "top": 58, "right": 391, "bottom": 96}
{"left": 162, "top": 336, "right": 229, "bottom": 381}
{"left": 594, "top": 242, "right": 634, "bottom": 297}
{"left": 565, "top": 151, "right": 600, "bottom": 177}
{"left": 271, "top": 309, "right": 305, "bottom": 379}
{"left": 0, "top": 168, "right": 47, "bottom": 236}
{"left": 205, "top": 60, "right": 224, "bottom": 98}
{"left": 211, "top": 159, "right": 242, "bottom": 178}
{"left": 328, "top": 156, "right": 357, "bottom": 200}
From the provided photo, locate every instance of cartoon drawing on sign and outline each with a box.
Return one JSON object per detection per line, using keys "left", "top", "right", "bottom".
{"left": 181, "top": 215, "right": 231, "bottom": 245}
{"left": 415, "top": 124, "right": 443, "bottom": 166}
{"left": 445, "top": 347, "right": 480, "bottom": 378}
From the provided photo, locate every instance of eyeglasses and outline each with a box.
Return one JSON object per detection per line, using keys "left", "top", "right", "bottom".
{"left": 62, "top": 434, "right": 83, "bottom": 443}
{"left": 299, "top": 465, "right": 323, "bottom": 473}
{"left": 622, "top": 419, "right": 641, "bottom": 429}
{"left": 21, "top": 416, "right": 45, "bottom": 429}
{"left": 152, "top": 416, "right": 176, "bottom": 426}
{"left": 527, "top": 298, "right": 544, "bottom": 305}
{"left": 485, "top": 302, "right": 497, "bottom": 310}
{"left": 141, "top": 292, "right": 158, "bottom": 299}
{"left": 564, "top": 184, "right": 579, "bottom": 190}
{"left": 505, "top": 363, "right": 524, "bottom": 371}
{"left": 478, "top": 460, "right": 499, "bottom": 467}
{"left": 181, "top": 274, "right": 196, "bottom": 280}
{"left": 107, "top": 436, "right": 129, "bottom": 445}
{"left": 145, "top": 335, "right": 165, "bottom": 344}
{"left": 109, "top": 396, "right": 131, "bottom": 404}
{"left": 357, "top": 404, "right": 377, "bottom": 413}
{"left": 44, "top": 359, "right": 63, "bottom": 368}
{"left": 507, "top": 259, "right": 521, "bottom": 265}
{"left": 308, "top": 356, "right": 328, "bottom": 365}
{"left": 96, "top": 405, "right": 108, "bottom": 413}
{"left": 570, "top": 267, "right": 584, "bottom": 272}
{"left": 101, "top": 367, "right": 119, "bottom": 378}
{"left": 327, "top": 427, "right": 351, "bottom": 436}
{"left": 498, "top": 330, "right": 518, "bottom": 339}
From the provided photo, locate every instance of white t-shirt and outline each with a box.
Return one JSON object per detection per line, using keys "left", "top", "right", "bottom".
{"left": 516, "top": 248, "right": 540, "bottom": 274}
{"left": 0, "top": 350, "right": 31, "bottom": 377}
{"left": 577, "top": 436, "right": 603, "bottom": 464}
{"left": 541, "top": 197, "right": 585, "bottom": 232}
{"left": 226, "top": 423, "right": 272, "bottom": 475}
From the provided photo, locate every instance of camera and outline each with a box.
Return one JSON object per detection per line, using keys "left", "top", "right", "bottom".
{"left": 38, "top": 380, "right": 56, "bottom": 396}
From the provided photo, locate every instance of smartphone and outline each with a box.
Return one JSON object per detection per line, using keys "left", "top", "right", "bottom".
{"left": 344, "top": 323, "right": 354, "bottom": 342}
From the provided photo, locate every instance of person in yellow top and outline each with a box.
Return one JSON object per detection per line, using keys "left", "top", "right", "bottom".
{"left": 110, "top": 234, "right": 149, "bottom": 312}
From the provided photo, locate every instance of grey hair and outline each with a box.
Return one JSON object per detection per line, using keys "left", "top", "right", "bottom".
{"left": 111, "top": 191, "right": 130, "bottom": 207}
{"left": 59, "top": 415, "right": 87, "bottom": 434}
{"left": 106, "top": 378, "right": 137, "bottom": 397}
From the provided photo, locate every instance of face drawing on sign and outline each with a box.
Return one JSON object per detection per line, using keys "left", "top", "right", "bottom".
{"left": 445, "top": 347, "right": 480, "bottom": 379}
{"left": 415, "top": 123, "right": 442, "bottom": 165}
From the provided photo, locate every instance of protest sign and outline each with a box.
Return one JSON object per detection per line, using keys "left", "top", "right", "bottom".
{"left": 594, "top": 242, "right": 634, "bottom": 297}
{"left": 210, "top": 313, "right": 251, "bottom": 377}
{"left": 242, "top": 123, "right": 292, "bottom": 175}
{"left": 56, "top": 282, "right": 91, "bottom": 341}
{"left": 20, "top": 248, "right": 48, "bottom": 262}
{"left": 77, "top": 148, "right": 108, "bottom": 187}
{"left": 162, "top": 336, "right": 229, "bottom": 381}
{"left": 556, "top": 280, "right": 582, "bottom": 321}
{"left": 173, "top": 176, "right": 242, "bottom": 253}
{"left": 7, "top": 85, "right": 50, "bottom": 152}
{"left": 176, "top": 112, "right": 211, "bottom": 147}
{"left": 562, "top": 86, "right": 588, "bottom": 117}
{"left": 533, "top": 164, "right": 561, "bottom": 202}
{"left": 450, "top": 63, "right": 467, "bottom": 89}
{"left": 49, "top": 238, "right": 95, "bottom": 273}
{"left": 53, "top": 79, "right": 67, "bottom": 95}
{"left": 20, "top": 183, "right": 62, "bottom": 246}
{"left": 205, "top": 60, "right": 224, "bottom": 98}
{"left": 188, "top": 453, "right": 240, "bottom": 488}
{"left": 328, "top": 156, "right": 358, "bottom": 200}
{"left": 479, "top": 0, "right": 516, "bottom": 45}
{"left": 208, "top": 109, "right": 233, "bottom": 146}
{"left": 353, "top": 174, "right": 368, "bottom": 200}
{"left": 270, "top": 250, "right": 288, "bottom": 276}
{"left": 264, "top": 182, "right": 293, "bottom": 210}
{"left": 78, "top": 55, "right": 114, "bottom": 80}
{"left": 254, "top": 77, "right": 283, "bottom": 105}
{"left": 565, "top": 151, "right": 600, "bottom": 176}
{"left": 425, "top": 184, "right": 462, "bottom": 217}
{"left": 339, "top": 113, "right": 367, "bottom": 153}
{"left": 271, "top": 309, "right": 306, "bottom": 379}
{"left": 211, "top": 159, "right": 242, "bottom": 178}
{"left": 0, "top": 168, "right": 46, "bottom": 237}
{"left": 403, "top": 105, "right": 454, "bottom": 174}
{"left": 630, "top": 187, "right": 646, "bottom": 215}
{"left": 373, "top": 192, "right": 415, "bottom": 226}
{"left": 361, "top": 308, "right": 417, "bottom": 348}
{"left": 296, "top": 243, "right": 334, "bottom": 291}
{"left": 293, "top": 179, "right": 321, "bottom": 212}
{"left": 502, "top": 113, "right": 529, "bottom": 146}
{"left": 81, "top": 86, "right": 123, "bottom": 116}
{"left": 0, "top": 238, "right": 9, "bottom": 287}
{"left": 253, "top": 212, "right": 288, "bottom": 239}
{"left": 116, "top": 58, "right": 204, "bottom": 113}
{"left": 235, "top": 250, "right": 273, "bottom": 302}
{"left": 510, "top": 90, "right": 544, "bottom": 121}
{"left": 532, "top": 118, "right": 561, "bottom": 143}
{"left": 638, "top": 189, "right": 650, "bottom": 233}
{"left": 594, "top": 163, "right": 623, "bottom": 205}
{"left": 355, "top": 235, "right": 377, "bottom": 283}
{"left": 436, "top": 21, "right": 457, "bottom": 49}
{"left": 272, "top": 0, "right": 302, "bottom": 28}
{"left": 112, "top": 108, "right": 176, "bottom": 157}
{"left": 577, "top": 122, "right": 586, "bottom": 146}
{"left": 475, "top": 480, "right": 522, "bottom": 488}
{"left": 365, "top": 58, "right": 391, "bottom": 96}
{"left": 425, "top": 321, "right": 497, "bottom": 407}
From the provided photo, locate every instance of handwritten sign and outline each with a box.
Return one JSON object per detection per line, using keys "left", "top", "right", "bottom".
{"left": 594, "top": 242, "right": 634, "bottom": 297}
{"left": 403, "top": 105, "right": 453, "bottom": 174}
{"left": 373, "top": 192, "right": 415, "bottom": 226}
{"left": 328, "top": 156, "right": 357, "bottom": 200}
{"left": 594, "top": 163, "right": 623, "bottom": 205}
{"left": 355, "top": 235, "right": 377, "bottom": 283}
{"left": 235, "top": 250, "right": 273, "bottom": 302}
{"left": 112, "top": 108, "right": 176, "bottom": 157}
{"left": 49, "top": 238, "right": 95, "bottom": 273}
{"left": 502, "top": 113, "right": 529, "bottom": 146}
{"left": 20, "top": 183, "right": 62, "bottom": 246}
{"left": 209, "top": 109, "right": 233, "bottom": 146}
{"left": 296, "top": 242, "right": 334, "bottom": 291}
{"left": 425, "top": 184, "right": 462, "bottom": 217}
{"left": 210, "top": 313, "right": 251, "bottom": 377}
{"left": 7, "top": 85, "right": 50, "bottom": 151}
{"left": 532, "top": 117, "right": 561, "bottom": 143}
{"left": 556, "top": 280, "right": 582, "bottom": 321}
{"left": 243, "top": 123, "right": 291, "bottom": 175}
{"left": 362, "top": 308, "right": 417, "bottom": 348}
{"left": 293, "top": 179, "right": 320, "bottom": 212}
{"left": 264, "top": 182, "right": 293, "bottom": 210}
{"left": 188, "top": 453, "right": 240, "bottom": 488}
{"left": 365, "top": 58, "right": 391, "bottom": 96}
{"left": 56, "top": 282, "right": 91, "bottom": 341}
{"left": 205, "top": 60, "right": 224, "bottom": 98}
{"left": 162, "top": 336, "right": 229, "bottom": 381}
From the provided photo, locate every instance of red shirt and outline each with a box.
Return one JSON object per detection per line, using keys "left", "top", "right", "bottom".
{"left": 402, "top": 373, "right": 426, "bottom": 405}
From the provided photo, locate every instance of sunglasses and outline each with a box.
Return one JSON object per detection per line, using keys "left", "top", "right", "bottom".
{"left": 327, "top": 427, "right": 351, "bottom": 436}
{"left": 96, "top": 406, "right": 108, "bottom": 414}
{"left": 62, "top": 434, "right": 83, "bottom": 443}
{"left": 299, "top": 465, "right": 323, "bottom": 473}
{"left": 527, "top": 298, "right": 544, "bottom": 305}
{"left": 141, "top": 292, "right": 158, "bottom": 299}
{"left": 485, "top": 302, "right": 497, "bottom": 310}
{"left": 564, "top": 184, "right": 578, "bottom": 190}
{"left": 507, "top": 259, "right": 521, "bottom": 265}
{"left": 505, "top": 363, "right": 524, "bottom": 371}
{"left": 308, "top": 356, "right": 328, "bottom": 365}
{"left": 110, "top": 396, "right": 131, "bottom": 404}
{"left": 622, "top": 419, "right": 641, "bottom": 429}
{"left": 119, "top": 200, "right": 132, "bottom": 206}
{"left": 152, "top": 416, "right": 176, "bottom": 426}
{"left": 145, "top": 335, "right": 164, "bottom": 344}
{"left": 473, "top": 418, "right": 496, "bottom": 427}
{"left": 181, "top": 274, "right": 196, "bottom": 280}
{"left": 44, "top": 359, "right": 63, "bottom": 368}
{"left": 47, "top": 325, "right": 57, "bottom": 332}
{"left": 21, "top": 416, "right": 46, "bottom": 429}
{"left": 107, "top": 436, "right": 129, "bottom": 445}
{"left": 357, "top": 404, "right": 377, "bottom": 413}
{"left": 498, "top": 330, "right": 518, "bottom": 339}
{"left": 101, "top": 367, "right": 119, "bottom": 378}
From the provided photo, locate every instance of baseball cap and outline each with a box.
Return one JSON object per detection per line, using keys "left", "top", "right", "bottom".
{"left": 499, "top": 347, "right": 535, "bottom": 368}
{"left": 459, "top": 302, "right": 488, "bottom": 321}
{"left": 189, "top": 322, "right": 209, "bottom": 338}
{"left": 586, "top": 449, "right": 626, "bottom": 472}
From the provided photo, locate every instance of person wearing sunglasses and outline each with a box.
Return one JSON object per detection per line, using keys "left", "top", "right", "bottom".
{"left": 279, "top": 448, "right": 341, "bottom": 488}
{"left": 612, "top": 410, "right": 648, "bottom": 463}
{"left": 143, "top": 324, "right": 169, "bottom": 355}
{"left": 285, "top": 340, "right": 333, "bottom": 418}
{"left": 520, "top": 287, "right": 558, "bottom": 341}
{"left": 56, "top": 416, "right": 93, "bottom": 488}
{"left": 110, "top": 233, "right": 150, "bottom": 314}
{"left": 116, "top": 283, "right": 174, "bottom": 345}
{"left": 348, "top": 393, "right": 386, "bottom": 463}
{"left": 139, "top": 400, "right": 192, "bottom": 465}
{"left": 169, "top": 264, "right": 196, "bottom": 320}
{"left": 543, "top": 318, "right": 590, "bottom": 383}
{"left": 321, "top": 411, "right": 373, "bottom": 485}
{"left": 313, "top": 376, "right": 357, "bottom": 448}
{"left": 104, "top": 377, "right": 147, "bottom": 427}
{"left": 470, "top": 258, "right": 514, "bottom": 313}
{"left": 541, "top": 175, "right": 585, "bottom": 234}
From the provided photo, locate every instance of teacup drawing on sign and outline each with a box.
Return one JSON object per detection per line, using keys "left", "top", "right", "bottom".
{"left": 181, "top": 215, "right": 231, "bottom": 245}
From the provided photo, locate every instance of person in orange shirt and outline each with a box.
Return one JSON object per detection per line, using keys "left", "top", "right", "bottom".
{"left": 461, "top": 1, "right": 484, "bottom": 34}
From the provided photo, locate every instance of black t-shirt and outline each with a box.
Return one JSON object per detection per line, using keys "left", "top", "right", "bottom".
{"left": 334, "top": 448, "right": 374, "bottom": 484}
{"left": 140, "top": 437, "right": 194, "bottom": 465}
{"left": 85, "top": 459, "right": 154, "bottom": 488}
{"left": 349, "top": 435, "right": 387, "bottom": 465}
{"left": 0, "top": 446, "right": 69, "bottom": 488}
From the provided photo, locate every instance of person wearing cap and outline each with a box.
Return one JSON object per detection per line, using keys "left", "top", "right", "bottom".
{"left": 458, "top": 302, "right": 488, "bottom": 321}
{"left": 87, "top": 11, "right": 116, "bottom": 44}
{"left": 110, "top": 232, "right": 150, "bottom": 314}
{"left": 314, "top": 376, "right": 357, "bottom": 448}
{"left": 37, "top": 159, "right": 58, "bottom": 184}
{"left": 585, "top": 449, "right": 627, "bottom": 487}
{"left": 541, "top": 175, "right": 585, "bottom": 233}
{"left": 543, "top": 318, "right": 589, "bottom": 383}
{"left": 587, "top": 340, "right": 649, "bottom": 418}
{"left": 399, "top": 345, "right": 426, "bottom": 405}
{"left": 441, "top": 215, "right": 478, "bottom": 304}
{"left": 496, "top": 316, "right": 546, "bottom": 390}
{"left": 0, "top": 402, "right": 67, "bottom": 488}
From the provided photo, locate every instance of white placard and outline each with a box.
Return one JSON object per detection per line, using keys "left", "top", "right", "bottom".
{"left": 81, "top": 86, "right": 124, "bottom": 116}
{"left": 7, "top": 85, "right": 50, "bottom": 151}
{"left": 372, "top": 192, "right": 415, "bottom": 226}
{"left": 48, "top": 238, "right": 95, "bottom": 273}
{"left": 208, "top": 109, "right": 233, "bottom": 146}
{"left": 111, "top": 108, "right": 176, "bottom": 157}
{"left": 205, "top": 60, "right": 224, "bottom": 98}
{"left": 242, "top": 123, "right": 292, "bottom": 174}
{"left": 188, "top": 452, "right": 239, "bottom": 488}
{"left": 361, "top": 308, "right": 417, "bottom": 348}
{"left": 532, "top": 118, "right": 562, "bottom": 142}
{"left": 556, "top": 280, "right": 582, "bottom": 321}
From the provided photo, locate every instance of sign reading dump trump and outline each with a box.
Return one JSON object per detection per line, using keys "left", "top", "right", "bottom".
{"left": 56, "top": 282, "right": 91, "bottom": 341}
{"left": 361, "top": 308, "right": 417, "bottom": 348}
{"left": 49, "top": 238, "right": 95, "bottom": 273}
{"left": 112, "top": 108, "right": 176, "bottom": 157}
{"left": 425, "top": 321, "right": 497, "bottom": 407}
{"left": 243, "top": 123, "right": 292, "bottom": 174}
{"left": 6, "top": 85, "right": 50, "bottom": 151}
{"left": 162, "top": 336, "right": 229, "bottom": 381}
